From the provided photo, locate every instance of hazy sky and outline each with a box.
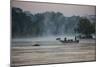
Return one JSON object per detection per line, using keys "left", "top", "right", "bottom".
{"left": 12, "top": 1, "right": 96, "bottom": 17}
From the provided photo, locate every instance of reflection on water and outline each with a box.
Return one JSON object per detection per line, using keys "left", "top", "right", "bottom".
{"left": 11, "top": 36, "right": 96, "bottom": 66}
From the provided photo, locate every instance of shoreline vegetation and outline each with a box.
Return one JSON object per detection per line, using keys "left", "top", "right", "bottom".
{"left": 12, "top": 7, "right": 95, "bottom": 38}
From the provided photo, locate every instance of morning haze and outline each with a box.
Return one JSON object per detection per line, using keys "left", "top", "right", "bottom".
{"left": 11, "top": 1, "right": 96, "bottom": 66}
{"left": 12, "top": 1, "right": 96, "bottom": 17}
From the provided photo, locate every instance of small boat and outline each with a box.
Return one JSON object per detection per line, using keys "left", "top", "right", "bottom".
{"left": 59, "top": 39, "right": 79, "bottom": 43}
{"left": 56, "top": 37, "right": 79, "bottom": 43}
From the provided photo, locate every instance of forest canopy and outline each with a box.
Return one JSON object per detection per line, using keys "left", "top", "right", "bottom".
{"left": 12, "top": 7, "right": 96, "bottom": 38}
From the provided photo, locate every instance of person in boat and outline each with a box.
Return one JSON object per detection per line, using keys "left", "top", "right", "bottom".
{"left": 64, "top": 37, "right": 67, "bottom": 42}
{"left": 75, "top": 36, "right": 77, "bottom": 41}
{"left": 75, "top": 36, "right": 79, "bottom": 43}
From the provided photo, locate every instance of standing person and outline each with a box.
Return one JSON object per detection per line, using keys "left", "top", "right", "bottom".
{"left": 75, "top": 36, "right": 77, "bottom": 41}
{"left": 64, "top": 37, "right": 67, "bottom": 42}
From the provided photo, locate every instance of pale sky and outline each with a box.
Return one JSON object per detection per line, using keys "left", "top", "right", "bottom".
{"left": 12, "top": 1, "right": 96, "bottom": 17}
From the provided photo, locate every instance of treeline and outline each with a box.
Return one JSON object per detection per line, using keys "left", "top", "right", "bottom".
{"left": 12, "top": 7, "right": 95, "bottom": 38}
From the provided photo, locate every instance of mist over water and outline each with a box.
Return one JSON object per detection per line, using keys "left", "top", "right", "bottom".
{"left": 12, "top": 35, "right": 75, "bottom": 42}
{"left": 12, "top": 7, "right": 96, "bottom": 47}
{"left": 12, "top": 34, "right": 77, "bottom": 47}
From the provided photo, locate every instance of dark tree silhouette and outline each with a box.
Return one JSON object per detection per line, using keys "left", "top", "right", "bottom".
{"left": 76, "top": 17, "right": 95, "bottom": 38}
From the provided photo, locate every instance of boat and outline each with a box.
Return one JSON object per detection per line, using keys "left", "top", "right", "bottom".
{"left": 56, "top": 37, "right": 79, "bottom": 43}
{"left": 59, "top": 39, "right": 79, "bottom": 43}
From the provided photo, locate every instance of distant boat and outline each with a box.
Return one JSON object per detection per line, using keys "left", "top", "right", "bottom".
{"left": 60, "top": 39, "right": 79, "bottom": 43}
{"left": 56, "top": 37, "right": 79, "bottom": 43}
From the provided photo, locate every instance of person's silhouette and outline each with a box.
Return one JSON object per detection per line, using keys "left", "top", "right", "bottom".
{"left": 64, "top": 37, "right": 67, "bottom": 41}
{"left": 75, "top": 36, "right": 77, "bottom": 41}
